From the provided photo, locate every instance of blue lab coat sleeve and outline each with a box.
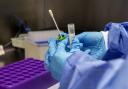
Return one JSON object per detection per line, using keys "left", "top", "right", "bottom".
{"left": 60, "top": 51, "right": 125, "bottom": 89}
{"left": 60, "top": 22, "right": 128, "bottom": 89}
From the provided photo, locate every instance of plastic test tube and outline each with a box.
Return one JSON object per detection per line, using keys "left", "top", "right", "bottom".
{"left": 68, "top": 23, "right": 75, "bottom": 47}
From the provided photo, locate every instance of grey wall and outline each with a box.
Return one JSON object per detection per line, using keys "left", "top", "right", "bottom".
{"left": 1, "top": 0, "right": 128, "bottom": 40}
{"left": 46, "top": 0, "right": 128, "bottom": 31}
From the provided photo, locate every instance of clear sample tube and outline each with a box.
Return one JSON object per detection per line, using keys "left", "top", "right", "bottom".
{"left": 68, "top": 23, "right": 75, "bottom": 47}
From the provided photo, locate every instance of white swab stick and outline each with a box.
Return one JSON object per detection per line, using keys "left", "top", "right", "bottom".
{"left": 49, "top": 9, "right": 62, "bottom": 37}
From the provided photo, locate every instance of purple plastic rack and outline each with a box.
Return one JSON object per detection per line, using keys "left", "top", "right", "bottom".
{"left": 0, "top": 58, "right": 57, "bottom": 89}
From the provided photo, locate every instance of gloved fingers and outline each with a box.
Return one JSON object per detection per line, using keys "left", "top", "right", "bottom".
{"left": 57, "top": 38, "right": 68, "bottom": 52}
{"left": 44, "top": 53, "right": 50, "bottom": 68}
{"left": 60, "top": 32, "right": 68, "bottom": 37}
{"left": 76, "top": 32, "right": 87, "bottom": 41}
{"left": 48, "top": 38, "right": 57, "bottom": 56}
{"left": 84, "top": 49, "right": 91, "bottom": 54}
{"left": 45, "top": 51, "right": 49, "bottom": 61}
{"left": 58, "top": 32, "right": 68, "bottom": 41}
{"left": 76, "top": 32, "right": 100, "bottom": 44}
{"left": 45, "top": 38, "right": 57, "bottom": 66}
{"left": 70, "top": 37, "right": 82, "bottom": 52}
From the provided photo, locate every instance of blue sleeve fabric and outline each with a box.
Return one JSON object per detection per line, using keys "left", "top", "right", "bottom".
{"left": 60, "top": 51, "right": 125, "bottom": 89}
{"left": 104, "top": 56, "right": 128, "bottom": 89}
{"left": 60, "top": 22, "right": 128, "bottom": 89}
{"left": 103, "top": 22, "right": 128, "bottom": 61}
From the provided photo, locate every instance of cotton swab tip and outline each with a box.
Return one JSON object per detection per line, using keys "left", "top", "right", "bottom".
{"left": 49, "top": 9, "right": 53, "bottom": 17}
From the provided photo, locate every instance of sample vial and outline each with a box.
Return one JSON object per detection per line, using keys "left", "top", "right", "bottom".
{"left": 67, "top": 23, "right": 75, "bottom": 47}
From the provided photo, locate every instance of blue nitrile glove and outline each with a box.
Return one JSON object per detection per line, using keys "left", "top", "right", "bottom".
{"left": 45, "top": 37, "right": 81, "bottom": 80}
{"left": 76, "top": 32, "right": 106, "bottom": 59}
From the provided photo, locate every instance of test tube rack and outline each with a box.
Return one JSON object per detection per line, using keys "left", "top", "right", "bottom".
{"left": 0, "top": 58, "right": 57, "bottom": 89}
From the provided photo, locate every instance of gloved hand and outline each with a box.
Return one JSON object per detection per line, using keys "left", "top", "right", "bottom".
{"left": 45, "top": 37, "right": 81, "bottom": 80}
{"left": 76, "top": 32, "right": 106, "bottom": 59}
